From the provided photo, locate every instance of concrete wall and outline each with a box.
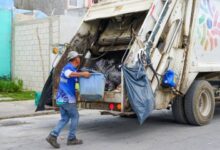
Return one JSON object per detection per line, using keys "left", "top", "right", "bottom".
{"left": 0, "top": 8, "right": 12, "bottom": 78}
{"left": 0, "top": 0, "right": 13, "bottom": 78}
{"left": 13, "top": 16, "right": 79, "bottom": 91}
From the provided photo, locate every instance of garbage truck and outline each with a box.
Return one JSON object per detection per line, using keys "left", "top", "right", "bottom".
{"left": 37, "top": 0, "right": 220, "bottom": 126}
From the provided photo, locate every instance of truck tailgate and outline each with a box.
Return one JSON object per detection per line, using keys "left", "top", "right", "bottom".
{"left": 84, "top": 0, "right": 153, "bottom": 21}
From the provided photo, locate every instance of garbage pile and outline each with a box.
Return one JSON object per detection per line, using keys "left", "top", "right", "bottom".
{"left": 94, "top": 59, "right": 121, "bottom": 91}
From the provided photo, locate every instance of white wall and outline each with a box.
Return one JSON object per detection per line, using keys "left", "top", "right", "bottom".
{"left": 13, "top": 15, "right": 81, "bottom": 91}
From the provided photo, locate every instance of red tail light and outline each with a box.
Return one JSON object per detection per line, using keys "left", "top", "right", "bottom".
{"left": 109, "top": 103, "right": 114, "bottom": 110}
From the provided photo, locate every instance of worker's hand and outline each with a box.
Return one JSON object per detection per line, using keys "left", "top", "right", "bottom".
{"left": 81, "top": 72, "right": 91, "bottom": 78}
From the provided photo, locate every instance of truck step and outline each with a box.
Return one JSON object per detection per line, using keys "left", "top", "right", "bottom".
{"left": 100, "top": 110, "right": 135, "bottom": 117}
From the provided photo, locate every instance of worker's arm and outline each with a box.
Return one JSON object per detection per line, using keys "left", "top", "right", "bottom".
{"left": 64, "top": 70, "right": 90, "bottom": 78}
{"left": 69, "top": 71, "right": 91, "bottom": 78}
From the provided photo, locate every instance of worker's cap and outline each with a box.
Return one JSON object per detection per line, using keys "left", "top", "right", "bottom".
{"left": 67, "top": 51, "right": 82, "bottom": 61}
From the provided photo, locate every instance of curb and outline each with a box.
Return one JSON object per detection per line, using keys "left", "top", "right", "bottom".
{"left": 0, "top": 111, "right": 59, "bottom": 120}
{"left": 0, "top": 99, "right": 33, "bottom": 103}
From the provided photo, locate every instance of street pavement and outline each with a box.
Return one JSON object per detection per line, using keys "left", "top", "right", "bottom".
{"left": 0, "top": 107, "right": 220, "bottom": 150}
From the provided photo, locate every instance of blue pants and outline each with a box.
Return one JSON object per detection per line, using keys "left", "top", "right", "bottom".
{"left": 50, "top": 103, "right": 79, "bottom": 140}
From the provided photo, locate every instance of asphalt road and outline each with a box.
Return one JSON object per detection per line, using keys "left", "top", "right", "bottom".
{"left": 1, "top": 107, "right": 220, "bottom": 150}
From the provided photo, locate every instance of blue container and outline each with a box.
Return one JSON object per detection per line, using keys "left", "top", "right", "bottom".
{"left": 162, "top": 69, "right": 176, "bottom": 88}
{"left": 79, "top": 73, "right": 106, "bottom": 101}
{"left": 34, "top": 91, "right": 42, "bottom": 106}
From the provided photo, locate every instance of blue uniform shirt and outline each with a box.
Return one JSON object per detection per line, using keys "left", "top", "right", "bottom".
{"left": 56, "top": 63, "right": 78, "bottom": 104}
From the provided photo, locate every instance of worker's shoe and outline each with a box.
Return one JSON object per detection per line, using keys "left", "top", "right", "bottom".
{"left": 67, "top": 138, "right": 83, "bottom": 145}
{"left": 46, "top": 134, "right": 60, "bottom": 149}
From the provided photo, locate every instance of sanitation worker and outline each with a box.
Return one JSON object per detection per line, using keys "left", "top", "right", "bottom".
{"left": 46, "top": 51, "right": 90, "bottom": 148}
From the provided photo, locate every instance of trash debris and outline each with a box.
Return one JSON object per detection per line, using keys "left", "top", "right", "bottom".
{"left": 94, "top": 59, "right": 121, "bottom": 91}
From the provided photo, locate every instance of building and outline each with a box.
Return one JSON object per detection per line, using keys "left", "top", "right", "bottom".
{"left": 0, "top": 0, "right": 13, "bottom": 78}
{"left": 14, "top": 0, "right": 98, "bottom": 16}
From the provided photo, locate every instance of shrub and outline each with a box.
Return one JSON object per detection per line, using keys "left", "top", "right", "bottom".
{"left": 0, "top": 79, "right": 23, "bottom": 92}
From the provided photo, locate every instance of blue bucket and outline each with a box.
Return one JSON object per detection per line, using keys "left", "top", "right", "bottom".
{"left": 35, "top": 91, "right": 42, "bottom": 106}
{"left": 79, "top": 73, "right": 106, "bottom": 101}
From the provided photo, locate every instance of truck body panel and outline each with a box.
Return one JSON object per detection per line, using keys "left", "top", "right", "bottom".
{"left": 84, "top": 0, "right": 153, "bottom": 21}
{"left": 181, "top": 0, "right": 220, "bottom": 94}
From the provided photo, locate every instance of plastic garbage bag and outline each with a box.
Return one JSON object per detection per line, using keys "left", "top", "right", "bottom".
{"left": 105, "top": 80, "right": 116, "bottom": 91}
{"left": 122, "top": 63, "right": 155, "bottom": 125}
{"left": 95, "top": 59, "right": 121, "bottom": 91}
{"left": 108, "top": 68, "right": 121, "bottom": 85}
{"left": 95, "top": 59, "right": 107, "bottom": 73}
{"left": 80, "top": 67, "right": 99, "bottom": 73}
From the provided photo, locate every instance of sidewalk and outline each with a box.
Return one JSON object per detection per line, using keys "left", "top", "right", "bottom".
{"left": 0, "top": 94, "right": 14, "bottom": 101}
{"left": 0, "top": 100, "right": 57, "bottom": 120}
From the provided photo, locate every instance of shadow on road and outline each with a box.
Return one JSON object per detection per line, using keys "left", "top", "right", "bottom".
{"left": 214, "top": 104, "right": 220, "bottom": 118}
{"left": 77, "top": 109, "right": 190, "bottom": 139}
{"left": 77, "top": 105, "right": 220, "bottom": 139}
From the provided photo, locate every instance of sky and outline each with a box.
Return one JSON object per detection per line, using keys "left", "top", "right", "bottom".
{"left": 0, "top": 0, "right": 14, "bottom": 9}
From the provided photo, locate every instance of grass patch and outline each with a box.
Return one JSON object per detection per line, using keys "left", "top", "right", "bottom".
{"left": 0, "top": 91, "right": 35, "bottom": 101}
{"left": 0, "top": 79, "right": 23, "bottom": 92}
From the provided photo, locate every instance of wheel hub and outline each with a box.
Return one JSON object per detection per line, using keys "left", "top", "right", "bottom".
{"left": 199, "top": 90, "right": 212, "bottom": 117}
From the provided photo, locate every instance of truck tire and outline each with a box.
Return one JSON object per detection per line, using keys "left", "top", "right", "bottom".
{"left": 184, "top": 80, "right": 215, "bottom": 126}
{"left": 172, "top": 97, "right": 188, "bottom": 124}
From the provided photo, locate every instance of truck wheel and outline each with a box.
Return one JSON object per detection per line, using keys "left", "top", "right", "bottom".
{"left": 184, "top": 80, "right": 215, "bottom": 126}
{"left": 172, "top": 96, "right": 188, "bottom": 124}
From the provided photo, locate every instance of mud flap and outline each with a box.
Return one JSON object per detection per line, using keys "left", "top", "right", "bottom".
{"left": 122, "top": 64, "right": 155, "bottom": 124}
{"left": 35, "top": 69, "right": 54, "bottom": 111}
